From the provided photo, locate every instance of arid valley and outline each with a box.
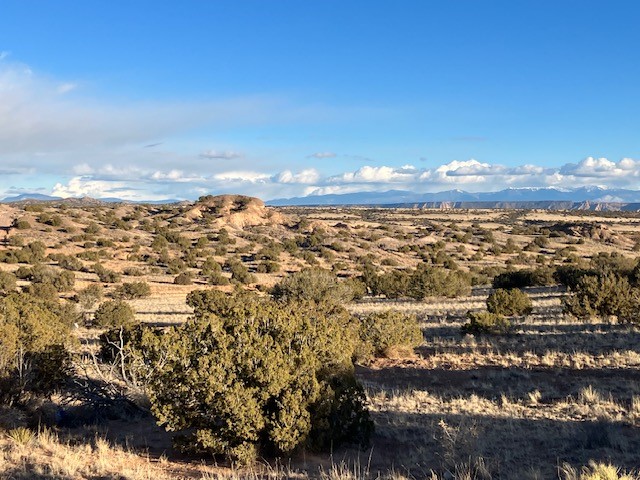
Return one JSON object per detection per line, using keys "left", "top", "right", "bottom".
{"left": 1, "top": 196, "right": 639, "bottom": 479}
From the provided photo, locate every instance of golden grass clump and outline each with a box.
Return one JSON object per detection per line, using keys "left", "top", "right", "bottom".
{"left": 0, "top": 428, "right": 179, "bottom": 480}
{"left": 561, "top": 461, "right": 639, "bottom": 480}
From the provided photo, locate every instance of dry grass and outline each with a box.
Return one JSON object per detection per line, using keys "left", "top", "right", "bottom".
{"left": 0, "top": 428, "right": 188, "bottom": 479}
{"left": 350, "top": 280, "right": 640, "bottom": 477}
{"left": 0, "top": 424, "right": 637, "bottom": 479}
{"left": 560, "top": 461, "right": 640, "bottom": 480}
{"left": 367, "top": 384, "right": 636, "bottom": 424}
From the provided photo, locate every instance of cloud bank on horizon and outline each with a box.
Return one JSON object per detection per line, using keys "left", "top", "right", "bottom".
{"left": 48, "top": 157, "right": 640, "bottom": 201}
{"left": 1, "top": 55, "right": 640, "bottom": 201}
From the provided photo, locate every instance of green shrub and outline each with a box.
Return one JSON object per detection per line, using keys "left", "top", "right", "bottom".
{"left": 24, "top": 282, "right": 59, "bottom": 301}
{"left": 301, "top": 251, "right": 318, "bottom": 265}
{"left": 12, "top": 219, "right": 31, "bottom": 230}
{"left": 256, "top": 243, "right": 282, "bottom": 261}
{"left": 23, "top": 204, "right": 44, "bottom": 213}
{"left": 374, "top": 270, "right": 410, "bottom": 299}
{"left": 359, "top": 310, "right": 423, "bottom": 359}
{"left": 200, "top": 257, "right": 221, "bottom": 276}
{"left": 214, "top": 245, "right": 227, "bottom": 256}
{"left": 0, "top": 272, "right": 17, "bottom": 295}
{"left": 554, "top": 265, "right": 595, "bottom": 289}
{"left": 84, "top": 222, "right": 101, "bottom": 234}
{"left": 37, "top": 213, "right": 62, "bottom": 227}
{"left": 93, "top": 263, "right": 121, "bottom": 283}
{"left": 226, "top": 258, "right": 255, "bottom": 285}
{"left": 78, "top": 250, "right": 99, "bottom": 261}
{"left": 14, "top": 267, "right": 30, "bottom": 280}
{"left": 97, "top": 322, "right": 167, "bottom": 389}
{"left": 381, "top": 257, "right": 399, "bottom": 266}
{"left": 75, "top": 284, "right": 104, "bottom": 310}
{"left": 563, "top": 272, "right": 638, "bottom": 322}
{"left": 0, "top": 293, "right": 73, "bottom": 399}
{"left": 52, "top": 270, "right": 75, "bottom": 292}
{"left": 95, "top": 238, "right": 114, "bottom": 248}
{"left": 343, "top": 277, "right": 366, "bottom": 300}
{"left": 7, "top": 236, "right": 24, "bottom": 247}
{"left": 98, "top": 322, "right": 149, "bottom": 364}
{"left": 24, "top": 344, "right": 73, "bottom": 393}
{"left": 195, "top": 236, "right": 208, "bottom": 249}
{"left": 15, "top": 241, "right": 47, "bottom": 264}
{"left": 486, "top": 288, "right": 533, "bottom": 316}
{"left": 0, "top": 293, "right": 70, "bottom": 358}
{"left": 256, "top": 261, "right": 280, "bottom": 274}
{"left": 503, "top": 238, "right": 520, "bottom": 254}
{"left": 408, "top": 264, "right": 471, "bottom": 299}
{"left": 306, "top": 374, "right": 373, "bottom": 452}
{"left": 142, "top": 290, "right": 372, "bottom": 463}
{"left": 492, "top": 267, "right": 555, "bottom": 289}
{"left": 461, "top": 311, "right": 511, "bottom": 335}
{"left": 123, "top": 267, "right": 145, "bottom": 276}
{"left": 57, "top": 255, "right": 83, "bottom": 271}
{"left": 271, "top": 268, "right": 357, "bottom": 306}
{"left": 174, "top": 272, "right": 193, "bottom": 285}
{"left": 362, "top": 263, "right": 471, "bottom": 300}
{"left": 167, "top": 258, "right": 186, "bottom": 274}
{"left": 17, "top": 265, "right": 75, "bottom": 292}
{"left": 590, "top": 252, "right": 635, "bottom": 276}
{"left": 151, "top": 235, "right": 169, "bottom": 251}
{"left": 215, "top": 228, "right": 235, "bottom": 245}
{"left": 207, "top": 271, "right": 230, "bottom": 286}
{"left": 114, "top": 281, "right": 151, "bottom": 299}
{"left": 93, "top": 300, "right": 135, "bottom": 328}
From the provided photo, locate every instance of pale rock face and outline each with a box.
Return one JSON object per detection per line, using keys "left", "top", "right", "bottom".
{"left": 181, "top": 194, "right": 288, "bottom": 228}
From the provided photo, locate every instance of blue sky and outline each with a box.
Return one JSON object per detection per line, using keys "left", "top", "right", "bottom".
{"left": 1, "top": 1, "right": 639, "bottom": 200}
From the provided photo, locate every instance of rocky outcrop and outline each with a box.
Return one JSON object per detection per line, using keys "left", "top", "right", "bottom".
{"left": 182, "top": 195, "right": 288, "bottom": 228}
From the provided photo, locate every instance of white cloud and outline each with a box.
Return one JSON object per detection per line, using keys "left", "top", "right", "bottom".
{"left": 276, "top": 168, "right": 320, "bottom": 184}
{"left": 432, "top": 160, "right": 491, "bottom": 184}
{"left": 560, "top": 157, "right": 640, "bottom": 178}
{"left": 199, "top": 150, "right": 243, "bottom": 160}
{"left": 292, "top": 157, "right": 640, "bottom": 198}
{"left": 42, "top": 155, "right": 640, "bottom": 201}
{"left": 150, "top": 170, "right": 203, "bottom": 183}
{"left": 307, "top": 152, "right": 337, "bottom": 159}
{"left": 72, "top": 163, "right": 94, "bottom": 175}
{"left": 56, "top": 83, "right": 77, "bottom": 94}
{"left": 303, "top": 185, "right": 376, "bottom": 196}
{"left": 52, "top": 176, "right": 167, "bottom": 200}
{"left": 69, "top": 163, "right": 150, "bottom": 180}
{"left": 0, "top": 51, "right": 9, "bottom": 61}
{"left": 436, "top": 159, "right": 500, "bottom": 177}
{"left": 509, "top": 164, "right": 546, "bottom": 175}
{"left": 333, "top": 165, "right": 419, "bottom": 183}
{"left": 213, "top": 171, "right": 271, "bottom": 183}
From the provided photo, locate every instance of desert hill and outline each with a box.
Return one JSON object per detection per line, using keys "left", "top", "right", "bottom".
{"left": 181, "top": 194, "right": 289, "bottom": 228}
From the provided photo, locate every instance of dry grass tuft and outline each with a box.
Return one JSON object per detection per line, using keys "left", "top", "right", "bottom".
{"left": 0, "top": 428, "right": 184, "bottom": 479}
{"left": 5, "top": 427, "right": 36, "bottom": 446}
{"left": 560, "top": 461, "right": 639, "bottom": 480}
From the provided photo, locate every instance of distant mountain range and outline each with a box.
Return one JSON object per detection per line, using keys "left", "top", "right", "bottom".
{"left": 1, "top": 193, "right": 63, "bottom": 203}
{"left": 7, "top": 187, "right": 640, "bottom": 210}
{"left": 0, "top": 193, "right": 181, "bottom": 204}
{"left": 266, "top": 187, "right": 640, "bottom": 208}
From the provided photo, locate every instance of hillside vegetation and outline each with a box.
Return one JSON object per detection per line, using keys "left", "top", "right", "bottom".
{"left": 1, "top": 197, "right": 640, "bottom": 478}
